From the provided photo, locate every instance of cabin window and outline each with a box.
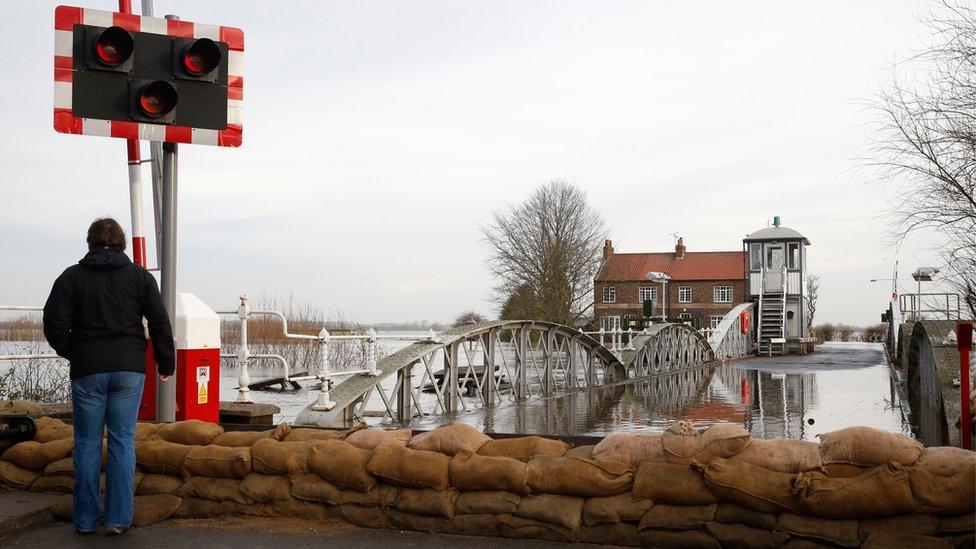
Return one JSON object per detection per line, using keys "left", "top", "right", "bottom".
{"left": 638, "top": 286, "right": 657, "bottom": 303}
{"left": 678, "top": 286, "right": 692, "bottom": 303}
{"left": 603, "top": 286, "right": 616, "bottom": 303}
{"left": 787, "top": 243, "right": 800, "bottom": 270}
{"left": 749, "top": 243, "right": 762, "bottom": 270}
{"left": 713, "top": 286, "right": 733, "bottom": 303}
{"left": 766, "top": 246, "right": 785, "bottom": 270}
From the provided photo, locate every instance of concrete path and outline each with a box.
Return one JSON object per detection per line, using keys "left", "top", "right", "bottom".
{"left": 737, "top": 341, "right": 887, "bottom": 372}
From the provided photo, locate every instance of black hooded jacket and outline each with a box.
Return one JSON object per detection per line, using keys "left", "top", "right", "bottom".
{"left": 43, "top": 248, "right": 175, "bottom": 379}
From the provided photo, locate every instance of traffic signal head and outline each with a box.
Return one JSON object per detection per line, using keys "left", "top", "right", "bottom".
{"left": 55, "top": 5, "right": 244, "bottom": 147}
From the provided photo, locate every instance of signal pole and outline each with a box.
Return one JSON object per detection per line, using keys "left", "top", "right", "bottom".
{"left": 158, "top": 137, "right": 178, "bottom": 421}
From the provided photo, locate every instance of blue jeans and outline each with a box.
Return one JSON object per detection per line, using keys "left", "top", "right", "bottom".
{"left": 71, "top": 371, "right": 144, "bottom": 532}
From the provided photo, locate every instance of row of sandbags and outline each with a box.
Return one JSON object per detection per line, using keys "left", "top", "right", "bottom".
{"left": 1, "top": 416, "right": 974, "bottom": 546}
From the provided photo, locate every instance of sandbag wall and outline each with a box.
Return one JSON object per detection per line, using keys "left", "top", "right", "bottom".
{"left": 0, "top": 414, "right": 973, "bottom": 547}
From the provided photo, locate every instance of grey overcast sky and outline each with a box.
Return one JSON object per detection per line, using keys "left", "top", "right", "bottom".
{"left": 0, "top": 0, "right": 946, "bottom": 325}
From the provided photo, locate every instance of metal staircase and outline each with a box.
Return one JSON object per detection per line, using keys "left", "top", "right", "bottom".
{"left": 757, "top": 266, "right": 788, "bottom": 356}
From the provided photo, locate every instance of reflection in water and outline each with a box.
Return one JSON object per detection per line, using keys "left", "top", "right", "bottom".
{"left": 407, "top": 343, "right": 913, "bottom": 440}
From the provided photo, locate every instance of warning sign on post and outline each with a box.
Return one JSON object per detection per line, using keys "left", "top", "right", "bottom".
{"left": 197, "top": 366, "right": 210, "bottom": 404}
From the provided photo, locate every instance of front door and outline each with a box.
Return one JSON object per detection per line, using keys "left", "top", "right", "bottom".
{"left": 764, "top": 244, "right": 785, "bottom": 293}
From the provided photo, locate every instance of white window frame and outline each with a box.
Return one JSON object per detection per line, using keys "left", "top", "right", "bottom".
{"left": 787, "top": 242, "right": 800, "bottom": 270}
{"left": 638, "top": 286, "right": 657, "bottom": 303}
{"left": 678, "top": 312, "right": 692, "bottom": 321}
{"left": 710, "top": 315, "right": 724, "bottom": 329}
{"left": 713, "top": 286, "right": 733, "bottom": 303}
{"left": 749, "top": 243, "right": 762, "bottom": 271}
{"left": 678, "top": 286, "right": 692, "bottom": 303}
{"left": 603, "top": 286, "right": 616, "bottom": 303}
{"left": 600, "top": 316, "right": 621, "bottom": 331}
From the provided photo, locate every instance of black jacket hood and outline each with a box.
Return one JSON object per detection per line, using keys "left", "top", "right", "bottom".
{"left": 79, "top": 248, "right": 131, "bottom": 271}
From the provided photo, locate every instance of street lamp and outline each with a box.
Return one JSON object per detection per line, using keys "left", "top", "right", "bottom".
{"left": 911, "top": 267, "right": 940, "bottom": 320}
{"left": 646, "top": 271, "right": 671, "bottom": 321}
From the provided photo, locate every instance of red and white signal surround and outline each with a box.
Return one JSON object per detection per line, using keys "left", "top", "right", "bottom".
{"left": 53, "top": 6, "right": 244, "bottom": 147}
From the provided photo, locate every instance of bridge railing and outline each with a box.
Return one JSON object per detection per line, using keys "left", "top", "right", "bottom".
{"left": 708, "top": 303, "right": 755, "bottom": 360}
{"left": 0, "top": 306, "right": 61, "bottom": 362}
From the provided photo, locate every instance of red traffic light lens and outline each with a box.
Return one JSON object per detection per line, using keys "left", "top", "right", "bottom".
{"left": 138, "top": 81, "right": 178, "bottom": 118}
{"left": 93, "top": 26, "right": 134, "bottom": 67}
{"left": 182, "top": 39, "right": 221, "bottom": 76}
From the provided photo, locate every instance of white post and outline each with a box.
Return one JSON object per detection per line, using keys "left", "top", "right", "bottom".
{"left": 626, "top": 327, "right": 635, "bottom": 350}
{"left": 599, "top": 326, "right": 605, "bottom": 348}
{"left": 235, "top": 293, "right": 252, "bottom": 403}
{"left": 311, "top": 327, "right": 336, "bottom": 411}
{"left": 366, "top": 327, "right": 379, "bottom": 376}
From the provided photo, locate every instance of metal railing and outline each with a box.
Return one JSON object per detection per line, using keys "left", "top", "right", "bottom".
{"left": 0, "top": 306, "right": 62, "bottom": 362}
{"left": 898, "top": 293, "right": 961, "bottom": 323}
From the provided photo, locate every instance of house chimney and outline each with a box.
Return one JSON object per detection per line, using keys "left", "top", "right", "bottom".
{"left": 675, "top": 237, "right": 686, "bottom": 259}
{"left": 603, "top": 239, "right": 614, "bottom": 260}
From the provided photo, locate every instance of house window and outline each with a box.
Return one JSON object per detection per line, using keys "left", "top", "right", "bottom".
{"left": 603, "top": 286, "right": 616, "bottom": 303}
{"left": 600, "top": 316, "right": 620, "bottom": 331}
{"left": 713, "top": 286, "right": 733, "bottom": 303}
{"left": 638, "top": 286, "right": 657, "bottom": 302}
{"left": 678, "top": 312, "right": 692, "bottom": 321}
{"left": 749, "top": 243, "right": 762, "bottom": 270}
{"left": 787, "top": 243, "right": 799, "bottom": 270}
{"left": 710, "top": 315, "right": 724, "bottom": 329}
{"left": 624, "top": 313, "right": 637, "bottom": 328}
{"left": 678, "top": 286, "right": 692, "bottom": 303}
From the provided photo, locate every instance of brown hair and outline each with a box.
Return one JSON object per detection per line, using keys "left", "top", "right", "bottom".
{"left": 87, "top": 218, "right": 127, "bottom": 252}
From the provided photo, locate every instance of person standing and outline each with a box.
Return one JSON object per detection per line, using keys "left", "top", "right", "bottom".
{"left": 43, "top": 218, "right": 175, "bottom": 535}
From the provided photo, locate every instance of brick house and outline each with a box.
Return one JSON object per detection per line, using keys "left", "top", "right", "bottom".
{"left": 593, "top": 238, "right": 746, "bottom": 330}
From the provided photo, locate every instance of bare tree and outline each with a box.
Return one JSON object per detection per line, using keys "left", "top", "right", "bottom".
{"left": 452, "top": 310, "right": 486, "bottom": 327}
{"left": 816, "top": 323, "right": 836, "bottom": 342}
{"left": 865, "top": 1, "right": 976, "bottom": 318}
{"left": 805, "top": 274, "right": 820, "bottom": 334}
{"left": 482, "top": 180, "right": 607, "bottom": 326}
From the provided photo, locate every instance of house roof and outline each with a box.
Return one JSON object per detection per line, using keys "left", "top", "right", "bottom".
{"left": 596, "top": 251, "right": 746, "bottom": 282}
{"left": 744, "top": 226, "right": 810, "bottom": 244}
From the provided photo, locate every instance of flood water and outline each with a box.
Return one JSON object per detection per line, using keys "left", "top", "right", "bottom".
{"left": 3, "top": 339, "right": 913, "bottom": 441}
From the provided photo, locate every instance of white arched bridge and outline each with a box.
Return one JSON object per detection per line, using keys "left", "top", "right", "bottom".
{"left": 295, "top": 303, "right": 754, "bottom": 427}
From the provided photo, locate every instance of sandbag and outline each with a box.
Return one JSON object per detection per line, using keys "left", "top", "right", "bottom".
{"left": 51, "top": 495, "right": 73, "bottom": 521}
{"left": 439, "top": 513, "right": 501, "bottom": 537}
{"left": 713, "top": 503, "right": 778, "bottom": 531}
{"left": 0, "top": 399, "right": 43, "bottom": 415}
{"left": 136, "top": 439, "right": 195, "bottom": 479}
{"left": 908, "top": 462, "right": 975, "bottom": 515}
{"left": 179, "top": 476, "right": 251, "bottom": 504}
{"left": 239, "top": 473, "right": 293, "bottom": 503}
{"left": 133, "top": 494, "right": 182, "bottom": 527}
{"left": 4, "top": 439, "right": 72, "bottom": 471}
{"left": 345, "top": 428, "right": 411, "bottom": 450}
{"left": 938, "top": 514, "right": 976, "bottom": 535}
{"left": 366, "top": 443, "right": 450, "bottom": 490}
{"left": 563, "top": 445, "right": 595, "bottom": 460}
{"left": 662, "top": 421, "right": 751, "bottom": 464}
{"left": 44, "top": 457, "right": 73, "bottom": 477}
{"left": 0, "top": 460, "right": 42, "bottom": 489}
{"left": 497, "top": 514, "right": 576, "bottom": 543}
{"left": 516, "top": 494, "right": 584, "bottom": 531}
{"left": 858, "top": 515, "right": 939, "bottom": 541}
{"left": 283, "top": 428, "right": 345, "bottom": 442}
{"left": 477, "top": 436, "right": 570, "bottom": 461}
{"left": 264, "top": 500, "right": 330, "bottom": 521}
{"left": 185, "top": 445, "right": 251, "bottom": 479}
{"left": 29, "top": 474, "right": 74, "bottom": 493}
{"left": 915, "top": 447, "right": 976, "bottom": 477}
{"left": 730, "top": 438, "right": 822, "bottom": 473}
{"left": 210, "top": 430, "right": 272, "bottom": 447}
{"left": 578, "top": 522, "right": 641, "bottom": 547}
{"left": 289, "top": 473, "right": 341, "bottom": 504}
{"left": 639, "top": 504, "right": 716, "bottom": 531}
{"left": 582, "top": 493, "right": 653, "bottom": 526}
{"left": 33, "top": 418, "right": 73, "bottom": 443}
{"left": 135, "top": 423, "right": 161, "bottom": 441}
{"left": 408, "top": 423, "right": 491, "bottom": 456}
{"left": 388, "top": 510, "right": 445, "bottom": 533}
{"left": 592, "top": 433, "right": 668, "bottom": 466}
{"left": 173, "top": 497, "right": 221, "bottom": 519}
{"left": 778, "top": 513, "right": 860, "bottom": 548}
{"left": 704, "top": 521, "right": 790, "bottom": 549}
{"left": 525, "top": 455, "right": 633, "bottom": 497}
{"left": 818, "top": 427, "right": 923, "bottom": 467}
{"left": 821, "top": 463, "right": 870, "bottom": 477}
{"left": 307, "top": 439, "right": 375, "bottom": 492}
{"left": 632, "top": 462, "right": 718, "bottom": 506}
{"left": 137, "top": 474, "right": 185, "bottom": 496}
{"left": 449, "top": 451, "right": 528, "bottom": 494}
{"left": 335, "top": 484, "right": 398, "bottom": 507}
{"left": 638, "top": 528, "right": 721, "bottom": 549}
{"left": 155, "top": 420, "right": 224, "bottom": 446}
{"left": 339, "top": 503, "right": 391, "bottom": 529}
{"left": 792, "top": 462, "right": 918, "bottom": 519}
{"left": 250, "top": 439, "right": 311, "bottom": 475}
{"left": 700, "top": 457, "right": 801, "bottom": 514}
{"left": 455, "top": 491, "right": 521, "bottom": 515}
{"left": 861, "top": 532, "right": 952, "bottom": 549}
{"left": 395, "top": 488, "right": 458, "bottom": 518}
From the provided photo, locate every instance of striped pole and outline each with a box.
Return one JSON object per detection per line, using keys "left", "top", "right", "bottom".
{"left": 119, "top": 0, "right": 147, "bottom": 268}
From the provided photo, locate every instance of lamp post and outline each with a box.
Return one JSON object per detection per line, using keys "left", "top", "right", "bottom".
{"left": 911, "top": 267, "right": 940, "bottom": 321}
{"left": 646, "top": 271, "right": 672, "bottom": 322}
